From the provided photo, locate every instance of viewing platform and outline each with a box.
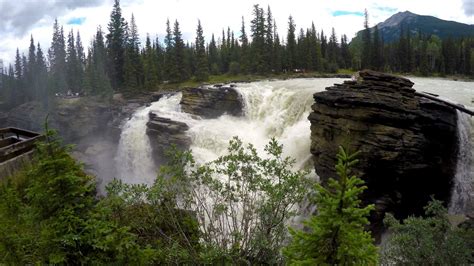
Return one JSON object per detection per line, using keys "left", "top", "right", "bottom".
{"left": 0, "top": 127, "right": 43, "bottom": 179}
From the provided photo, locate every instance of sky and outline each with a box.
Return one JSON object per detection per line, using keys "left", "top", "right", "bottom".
{"left": 0, "top": 0, "right": 473, "bottom": 66}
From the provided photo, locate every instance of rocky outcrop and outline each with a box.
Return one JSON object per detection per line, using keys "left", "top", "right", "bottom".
{"left": 309, "top": 70, "right": 459, "bottom": 237}
{"left": 180, "top": 86, "right": 243, "bottom": 118}
{"left": 146, "top": 112, "right": 191, "bottom": 165}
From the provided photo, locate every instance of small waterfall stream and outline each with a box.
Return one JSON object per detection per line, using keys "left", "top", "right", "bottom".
{"left": 449, "top": 111, "right": 474, "bottom": 214}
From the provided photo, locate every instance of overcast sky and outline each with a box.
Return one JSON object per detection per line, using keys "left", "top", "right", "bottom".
{"left": 0, "top": 0, "right": 473, "bottom": 66}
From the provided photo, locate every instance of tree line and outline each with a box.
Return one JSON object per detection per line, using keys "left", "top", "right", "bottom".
{"left": 1, "top": 1, "right": 473, "bottom": 109}
{"left": 356, "top": 9, "right": 474, "bottom": 76}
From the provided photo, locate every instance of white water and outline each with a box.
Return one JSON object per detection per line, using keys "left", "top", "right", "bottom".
{"left": 114, "top": 77, "right": 474, "bottom": 213}
{"left": 449, "top": 111, "right": 474, "bottom": 213}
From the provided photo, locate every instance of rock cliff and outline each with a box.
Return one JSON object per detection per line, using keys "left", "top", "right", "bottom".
{"left": 309, "top": 70, "right": 459, "bottom": 236}
{"left": 180, "top": 85, "right": 243, "bottom": 118}
{"left": 146, "top": 112, "right": 191, "bottom": 165}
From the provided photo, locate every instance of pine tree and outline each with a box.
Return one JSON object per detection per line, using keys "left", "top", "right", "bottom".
{"left": 14, "top": 48, "right": 24, "bottom": 104}
{"left": 208, "top": 34, "right": 219, "bottom": 75}
{"left": 284, "top": 147, "right": 378, "bottom": 265}
{"left": 250, "top": 4, "right": 267, "bottom": 73}
{"left": 49, "top": 19, "right": 67, "bottom": 94}
{"left": 66, "top": 30, "right": 81, "bottom": 93}
{"left": 340, "top": 34, "right": 351, "bottom": 69}
{"left": 265, "top": 5, "right": 274, "bottom": 72}
{"left": 106, "top": 0, "right": 127, "bottom": 90}
{"left": 143, "top": 35, "right": 159, "bottom": 90}
{"left": 123, "top": 14, "right": 144, "bottom": 91}
{"left": 194, "top": 20, "right": 209, "bottom": 81}
{"left": 361, "top": 9, "right": 371, "bottom": 69}
{"left": 173, "top": 20, "right": 187, "bottom": 82}
{"left": 75, "top": 31, "right": 86, "bottom": 89}
{"left": 320, "top": 30, "right": 328, "bottom": 61}
{"left": 327, "top": 27, "right": 339, "bottom": 71}
{"left": 36, "top": 43, "right": 48, "bottom": 107}
{"left": 26, "top": 35, "right": 37, "bottom": 101}
{"left": 239, "top": 17, "right": 250, "bottom": 74}
{"left": 286, "top": 15, "right": 297, "bottom": 71}
{"left": 164, "top": 19, "right": 177, "bottom": 81}
{"left": 84, "top": 27, "right": 112, "bottom": 97}
{"left": 371, "top": 26, "right": 383, "bottom": 70}
{"left": 273, "top": 21, "right": 283, "bottom": 73}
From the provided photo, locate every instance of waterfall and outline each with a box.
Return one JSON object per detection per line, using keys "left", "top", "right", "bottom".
{"left": 114, "top": 79, "right": 341, "bottom": 185}
{"left": 114, "top": 96, "right": 185, "bottom": 185}
{"left": 449, "top": 111, "right": 474, "bottom": 214}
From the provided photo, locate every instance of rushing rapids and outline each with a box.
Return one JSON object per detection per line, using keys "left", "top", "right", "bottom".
{"left": 114, "top": 77, "right": 474, "bottom": 216}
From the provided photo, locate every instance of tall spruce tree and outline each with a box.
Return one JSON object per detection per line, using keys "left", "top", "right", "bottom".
{"left": 284, "top": 147, "right": 378, "bottom": 265}
{"left": 361, "top": 8, "right": 371, "bottom": 69}
{"left": 26, "top": 36, "right": 36, "bottom": 101}
{"left": 106, "top": 0, "right": 127, "bottom": 90}
{"left": 143, "top": 35, "right": 159, "bottom": 90}
{"left": 173, "top": 20, "right": 187, "bottom": 82}
{"left": 49, "top": 19, "right": 67, "bottom": 94}
{"left": 164, "top": 19, "right": 177, "bottom": 81}
{"left": 123, "top": 14, "right": 144, "bottom": 91}
{"left": 265, "top": 5, "right": 274, "bottom": 72}
{"left": 208, "top": 34, "right": 219, "bottom": 74}
{"left": 66, "top": 30, "right": 81, "bottom": 92}
{"left": 239, "top": 17, "right": 250, "bottom": 74}
{"left": 194, "top": 20, "right": 209, "bottom": 81}
{"left": 75, "top": 31, "right": 85, "bottom": 89}
{"left": 286, "top": 15, "right": 297, "bottom": 71}
{"left": 36, "top": 43, "right": 48, "bottom": 106}
{"left": 250, "top": 4, "right": 267, "bottom": 73}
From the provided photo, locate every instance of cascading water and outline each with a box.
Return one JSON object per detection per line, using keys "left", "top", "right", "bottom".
{"left": 114, "top": 78, "right": 474, "bottom": 217}
{"left": 114, "top": 79, "right": 342, "bottom": 184}
{"left": 114, "top": 103, "right": 158, "bottom": 185}
{"left": 449, "top": 111, "right": 474, "bottom": 214}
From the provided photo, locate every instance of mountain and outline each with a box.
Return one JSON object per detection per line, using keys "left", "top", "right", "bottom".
{"left": 353, "top": 11, "right": 474, "bottom": 43}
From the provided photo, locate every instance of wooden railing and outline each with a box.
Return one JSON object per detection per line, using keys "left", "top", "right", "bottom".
{"left": 0, "top": 128, "right": 43, "bottom": 164}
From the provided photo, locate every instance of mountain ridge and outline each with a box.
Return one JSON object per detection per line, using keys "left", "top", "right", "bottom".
{"left": 353, "top": 11, "right": 474, "bottom": 43}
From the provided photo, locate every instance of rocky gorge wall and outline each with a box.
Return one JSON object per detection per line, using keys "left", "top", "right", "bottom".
{"left": 309, "top": 70, "right": 461, "bottom": 235}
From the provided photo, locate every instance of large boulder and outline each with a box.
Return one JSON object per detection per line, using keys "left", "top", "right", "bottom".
{"left": 146, "top": 112, "right": 191, "bottom": 165}
{"left": 180, "top": 86, "right": 243, "bottom": 118}
{"left": 309, "top": 70, "right": 459, "bottom": 237}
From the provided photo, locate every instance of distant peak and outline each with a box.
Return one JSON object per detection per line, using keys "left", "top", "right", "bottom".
{"left": 378, "top": 10, "right": 417, "bottom": 29}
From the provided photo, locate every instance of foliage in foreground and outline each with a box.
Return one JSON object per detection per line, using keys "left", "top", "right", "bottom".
{"left": 0, "top": 133, "right": 311, "bottom": 264}
{"left": 283, "top": 147, "right": 378, "bottom": 265}
{"left": 381, "top": 199, "right": 474, "bottom": 265}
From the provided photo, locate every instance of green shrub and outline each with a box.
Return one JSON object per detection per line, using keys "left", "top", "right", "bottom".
{"left": 381, "top": 199, "right": 474, "bottom": 265}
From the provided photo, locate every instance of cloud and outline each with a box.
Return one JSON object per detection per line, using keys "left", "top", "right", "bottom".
{"left": 332, "top": 10, "right": 364, "bottom": 17}
{"left": 0, "top": 0, "right": 105, "bottom": 37}
{"left": 68, "top": 17, "right": 87, "bottom": 25}
{"left": 374, "top": 6, "right": 398, "bottom": 13}
{"left": 462, "top": 0, "right": 474, "bottom": 16}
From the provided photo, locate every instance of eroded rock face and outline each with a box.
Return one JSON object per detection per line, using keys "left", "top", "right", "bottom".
{"left": 309, "top": 70, "right": 459, "bottom": 236}
{"left": 180, "top": 86, "right": 243, "bottom": 118}
{"left": 146, "top": 112, "right": 191, "bottom": 165}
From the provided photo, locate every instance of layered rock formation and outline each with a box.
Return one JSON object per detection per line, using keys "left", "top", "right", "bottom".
{"left": 180, "top": 85, "right": 243, "bottom": 118}
{"left": 146, "top": 112, "right": 191, "bottom": 165}
{"left": 309, "top": 70, "right": 459, "bottom": 236}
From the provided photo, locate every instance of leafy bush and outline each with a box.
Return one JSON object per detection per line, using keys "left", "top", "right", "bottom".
{"left": 283, "top": 147, "right": 378, "bottom": 265}
{"left": 381, "top": 198, "right": 474, "bottom": 265}
{"left": 155, "top": 137, "right": 312, "bottom": 264}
